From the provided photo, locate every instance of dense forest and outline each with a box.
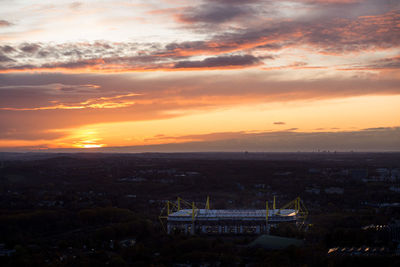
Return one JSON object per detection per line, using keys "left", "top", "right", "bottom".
{"left": 1, "top": 152, "right": 400, "bottom": 266}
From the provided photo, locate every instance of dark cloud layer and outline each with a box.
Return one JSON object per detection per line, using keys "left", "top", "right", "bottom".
{"left": 0, "top": 53, "right": 13, "bottom": 62}
{"left": 173, "top": 55, "right": 261, "bottom": 69}
{"left": 0, "top": 40, "right": 265, "bottom": 71}
{"left": 357, "top": 55, "right": 400, "bottom": 70}
{"left": 0, "top": 3, "right": 399, "bottom": 72}
{"left": 19, "top": 43, "right": 41, "bottom": 54}
{"left": 177, "top": 4, "right": 254, "bottom": 25}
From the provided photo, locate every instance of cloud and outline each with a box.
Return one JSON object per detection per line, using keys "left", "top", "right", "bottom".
{"left": 176, "top": 3, "right": 254, "bottom": 25}
{"left": 0, "top": 53, "right": 14, "bottom": 62}
{"left": 363, "top": 127, "right": 391, "bottom": 131}
{"left": 171, "top": 3, "right": 400, "bottom": 55}
{"left": 0, "top": 72, "right": 399, "bottom": 143}
{"left": 210, "top": 0, "right": 261, "bottom": 3}
{"left": 69, "top": 2, "right": 82, "bottom": 10}
{"left": 302, "top": 11, "right": 400, "bottom": 53}
{"left": 0, "top": 6, "right": 399, "bottom": 73}
{"left": 273, "top": 122, "right": 286, "bottom": 125}
{"left": 144, "top": 131, "right": 248, "bottom": 142}
{"left": 0, "top": 83, "right": 139, "bottom": 111}
{"left": 0, "top": 20, "right": 13, "bottom": 27}
{"left": 14, "top": 127, "right": 400, "bottom": 152}
{"left": 173, "top": 55, "right": 262, "bottom": 69}
{"left": 1, "top": 45, "right": 16, "bottom": 54}
{"left": 126, "top": 126, "right": 400, "bottom": 152}
{"left": 0, "top": 129, "right": 67, "bottom": 141}
{"left": 0, "top": 41, "right": 268, "bottom": 72}
{"left": 19, "top": 43, "right": 41, "bottom": 54}
{"left": 296, "top": 0, "right": 363, "bottom": 4}
{"left": 170, "top": 0, "right": 264, "bottom": 25}
{"left": 345, "top": 55, "right": 400, "bottom": 71}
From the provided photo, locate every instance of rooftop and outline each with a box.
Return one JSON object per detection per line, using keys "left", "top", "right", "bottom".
{"left": 168, "top": 208, "right": 297, "bottom": 221}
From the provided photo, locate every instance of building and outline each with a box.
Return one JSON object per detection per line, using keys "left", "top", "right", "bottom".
{"left": 160, "top": 197, "right": 307, "bottom": 235}
{"left": 327, "top": 246, "right": 391, "bottom": 256}
{"left": 167, "top": 208, "right": 298, "bottom": 234}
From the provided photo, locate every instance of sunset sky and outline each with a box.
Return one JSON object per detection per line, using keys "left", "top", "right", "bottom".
{"left": 0, "top": 0, "right": 399, "bottom": 152}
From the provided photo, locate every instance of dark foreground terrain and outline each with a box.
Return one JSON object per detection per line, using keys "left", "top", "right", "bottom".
{"left": 1, "top": 152, "right": 400, "bottom": 266}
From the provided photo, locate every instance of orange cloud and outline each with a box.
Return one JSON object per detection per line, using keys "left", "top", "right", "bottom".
{"left": 0, "top": 93, "right": 140, "bottom": 111}
{"left": 0, "top": 8, "right": 398, "bottom": 74}
{"left": 1, "top": 71, "right": 399, "bottom": 145}
{"left": 0, "top": 8, "right": 397, "bottom": 74}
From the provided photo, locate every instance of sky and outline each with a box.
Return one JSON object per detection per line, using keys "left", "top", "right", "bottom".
{"left": 0, "top": 0, "right": 399, "bottom": 152}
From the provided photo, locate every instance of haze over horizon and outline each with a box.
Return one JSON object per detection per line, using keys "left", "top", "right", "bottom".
{"left": 1, "top": 0, "right": 399, "bottom": 152}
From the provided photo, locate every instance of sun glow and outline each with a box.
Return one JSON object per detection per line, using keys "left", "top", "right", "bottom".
{"left": 64, "top": 94, "right": 400, "bottom": 148}
{"left": 68, "top": 129, "right": 106, "bottom": 149}
{"left": 82, "top": 144, "right": 104, "bottom": 148}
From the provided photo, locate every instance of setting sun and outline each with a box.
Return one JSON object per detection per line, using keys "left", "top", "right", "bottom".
{"left": 81, "top": 144, "right": 104, "bottom": 149}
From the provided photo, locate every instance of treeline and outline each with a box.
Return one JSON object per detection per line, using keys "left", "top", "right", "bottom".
{"left": 0, "top": 207, "right": 152, "bottom": 246}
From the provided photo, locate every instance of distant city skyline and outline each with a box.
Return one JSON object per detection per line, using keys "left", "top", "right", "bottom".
{"left": 0, "top": 0, "right": 399, "bottom": 152}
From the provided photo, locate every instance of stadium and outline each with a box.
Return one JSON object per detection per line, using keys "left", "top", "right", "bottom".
{"left": 160, "top": 197, "right": 307, "bottom": 235}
